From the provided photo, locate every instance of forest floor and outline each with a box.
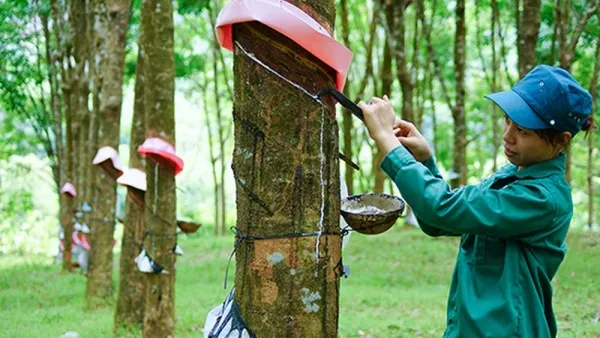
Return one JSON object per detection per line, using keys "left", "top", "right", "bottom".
{"left": 1, "top": 225, "right": 599, "bottom": 337}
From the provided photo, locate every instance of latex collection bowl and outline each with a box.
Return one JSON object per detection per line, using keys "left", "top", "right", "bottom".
{"left": 340, "top": 193, "right": 405, "bottom": 235}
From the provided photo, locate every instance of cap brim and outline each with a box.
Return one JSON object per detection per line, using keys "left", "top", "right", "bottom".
{"left": 485, "top": 90, "right": 550, "bottom": 130}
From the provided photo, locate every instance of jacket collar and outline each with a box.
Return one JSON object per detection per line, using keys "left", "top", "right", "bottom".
{"left": 502, "top": 152, "right": 566, "bottom": 179}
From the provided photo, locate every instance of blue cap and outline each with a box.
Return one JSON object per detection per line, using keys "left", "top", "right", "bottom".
{"left": 485, "top": 65, "right": 592, "bottom": 136}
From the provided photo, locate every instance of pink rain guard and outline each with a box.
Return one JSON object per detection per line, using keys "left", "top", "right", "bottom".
{"left": 137, "top": 138, "right": 184, "bottom": 175}
{"left": 60, "top": 182, "right": 77, "bottom": 198}
{"left": 72, "top": 231, "right": 83, "bottom": 247}
{"left": 215, "top": 0, "right": 353, "bottom": 91}
{"left": 117, "top": 168, "right": 147, "bottom": 207}
{"left": 92, "top": 146, "right": 124, "bottom": 179}
{"left": 73, "top": 231, "right": 114, "bottom": 251}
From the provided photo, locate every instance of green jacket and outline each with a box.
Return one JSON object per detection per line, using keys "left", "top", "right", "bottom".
{"left": 381, "top": 146, "right": 572, "bottom": 338}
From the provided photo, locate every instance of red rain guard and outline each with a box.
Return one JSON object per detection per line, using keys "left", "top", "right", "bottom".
{"left": 137, "top": 138, "right": 184, "bottom": 175}
{"left": 60, "top": 182, "right": 77, "bottom": 198}
{"left": 92, "top": 146, "right": 124, "bottom": 179}
{"left": 215, "top": 0, "right": 353, "bottom": 91}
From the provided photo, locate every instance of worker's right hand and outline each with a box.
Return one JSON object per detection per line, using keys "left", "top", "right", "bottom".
{"left": 393, "top": 119, "right": 432, "bottom": 162}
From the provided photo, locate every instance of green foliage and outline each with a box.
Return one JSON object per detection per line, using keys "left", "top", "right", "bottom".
{"left": 176, "top": 0, "right": 210, "bottom": 15}
{"left": 175, "top": 51, "right": 205, "bottom": 78}
{"left": 0, "top": 155, "right": 57, "bottom": 256}
{"left": 0, "top": 0, "right": 53, "bottom": 161}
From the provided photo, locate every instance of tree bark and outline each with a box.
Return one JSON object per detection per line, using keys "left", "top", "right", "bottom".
{"left": 60, "top": 194, "right": 75, "bottom": 271}
{"left": 587, "top": 32, "right": 600, "bottom": 229}
{"left": 50, "top": 0, "right": 78, "bottom": 272}
{"left": 115, "top": 18, "right": 147, "bottom": 327}
{"left": 556, "top": 0, "right": 598, "bottom": 183}
{"left": 373, "top": 0, "right": 396, "bottom": 193}
{"left": 451, "top": 0, "right": 467, "bottom": 188}
{"left": 86, "top": 0, "right": 129, "bottom": 308}
{"left": 199, "top": 70, "right": 221, "bottom": 236}
{"left": 491, "top": 0, "right": 499, "bottom": 172}
{"left": 339, "top": 0, "right": 354, "bottom": 195}
{"left": 416, "top": 0, "right": 467, "bottom": 187}
{"left": 517, "top": 0, "right": 541, "bottom": 78}
{"left": 140, "top": 0, "right": 177, "bottom": 335}
{"left": 548, "top": 0, "right": 561, "bottom": 65}
{"left": 210, "top": 1, "right": 228, "bottom": 236}
{"left": 41, "top": 11, "right": 70, "bottom": 268}
{"left": 231, "top": 1, "right": 341, "bottom": 334}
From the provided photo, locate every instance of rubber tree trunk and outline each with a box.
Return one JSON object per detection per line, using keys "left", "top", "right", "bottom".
{"left": 140, "top": 0, "right": 177, "bottom": 336}
{"left": 60, "top": 194, "right": 75, "bottom": 271}
{"left": 339, "top": 0, "right": 354, "bottom": 195}
{"left": 517, "top": 0, "right": 540, "bottom": 78}
{"left": 86, "top": 0, "right": 129, "bottom": 308}
{"left": 231, "top": 1, "right": 342, "bottom": 335}
{"left": 451, "top": 0, "right": 467, "bottom": 188}
{"left": 115, "top": 10, "right": 146, "bottom": 328}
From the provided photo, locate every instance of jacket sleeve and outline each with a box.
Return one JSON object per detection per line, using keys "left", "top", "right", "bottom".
{"left": 415, "top": 156, "right": 461, "bottom": 237}
{"left": 381, "top": 146, "right": 556, "bottom": 239}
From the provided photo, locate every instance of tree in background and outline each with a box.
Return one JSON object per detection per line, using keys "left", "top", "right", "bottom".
{"left": 86, "top": 0, "right": 130, "bottom": 308}
{"left": 115, "top": 3, "right": 146, "bottom": 329}
{"left": 139, "top": 0, "right": 177, "bottom": 335}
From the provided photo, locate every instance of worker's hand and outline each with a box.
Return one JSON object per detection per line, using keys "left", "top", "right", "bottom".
{"left": 358, "top": 95, "right": 401, "bottom": 155}
{"left": 393, "top": 119, "right": 432, "bottom": 162}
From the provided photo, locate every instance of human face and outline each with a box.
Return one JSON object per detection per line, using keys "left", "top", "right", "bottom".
{"left": 502, "top": 115, "right": 559, "bottom": 170}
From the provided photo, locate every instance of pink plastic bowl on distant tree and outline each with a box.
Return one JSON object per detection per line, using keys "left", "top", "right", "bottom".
{"left": 60, "top": 182, "right": 77, "bottom": 198}
{"left": 215, "top": 0, "right": 353, "bottom": 92}
{"left": 137, "top": 138, "right": 184, "bottom": 175}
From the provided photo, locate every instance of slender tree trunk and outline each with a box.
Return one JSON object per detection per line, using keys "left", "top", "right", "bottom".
{"left": 42, "top": 12, "right": 69, "bottom": 261}
{"left": 41, "top": 14, "right": 65, "bottom": 190}
{"left": 496, "top": 8, "right": 514, "bottom": 87}
{"left": 416, "top": 0, "right": 466, "bottom": 187}
{"left": 115, "top": 20, "right": 147, "bottom": 327}
{"left": 231, "top": 1, "right": 341, "bottom": 334}
{"left": 549, "top": 0, "right": 561, "bottom": 65}
{"left": 140, "top": 0, "right": 177, "bottom": 335}
{"left": 428, "top": 58, "right": 437, "bottom": 158}
{"left": 340, "top": 0, "right": 353, "bottom": 195}
{"left": 51, "top": 0, "right": 76, "bottom": 272}
{"left": 69, "top": 0, "right": 89, "bottom": 216}
{"left": 394, "top": 1, "right": 414, "bottom": 123}
{"left": 373, "top": 0, "right": 396, "bottom": 193}
{"left": 206, "top": 7, "right": 223, "bottom": 235}
{"left": 491, "top": 0, "right": 499, "bottom": 172}
{"left": 556, "top": 0, "right": 598, "bottom": 182}
{"left": 210, "top": 4, "right": 228, "bottom": 236}
{"left": 517, "top": 0, "right": 540, "bottom": 78}
{"left": 199, "top": 69, "right": 221, "bottom": 236}
{"left": 81, "top": 0, "right": 105, "bottom": 281}
{"left": 87, "top": 0, "right": 130, "bottom": 308}
{"left": 60, "top": 194, "right": 75, "bottom": 270}
{"left": 412, "top": 12, "right": 423, "bottom": 129}
{"left": 452, "top": 0, "right": 467, "bottom": 188}
{"left": 588, "top": 33, "right": 600, "bottom": 229}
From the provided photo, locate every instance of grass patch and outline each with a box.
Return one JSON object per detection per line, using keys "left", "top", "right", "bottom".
{"left": 0, "top": 227, "right": 598, "bottom": 337}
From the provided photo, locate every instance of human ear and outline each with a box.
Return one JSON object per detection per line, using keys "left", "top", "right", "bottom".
{"left": 562, "top": 132, "right": 572, "bottom": 145}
